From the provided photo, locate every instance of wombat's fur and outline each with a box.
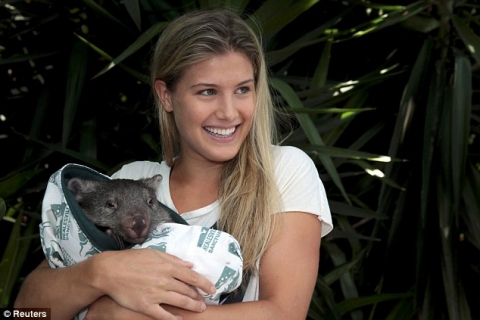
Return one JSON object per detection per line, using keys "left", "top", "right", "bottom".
{"left": 67, "top": 175, "right": 172, "bottom": 249}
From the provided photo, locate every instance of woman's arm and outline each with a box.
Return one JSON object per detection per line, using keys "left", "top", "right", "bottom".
{"left": 177, "top": 211, "right": 322, "bottom": 319}
{"left": 15, "top": 258, "right": 106, "bottom": 320}
{"left": 86, "top": 211, "right": 322, "bottom": 320}
{"left": 15, "top": 248, "right": 215, "bottom": 320}
{"left": 258, "top": 211, "right": 322, "bottom": 318}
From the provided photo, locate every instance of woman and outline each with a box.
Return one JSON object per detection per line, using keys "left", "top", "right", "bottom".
{"left": 15, "top": 8, "right": 333, "bottom": 320}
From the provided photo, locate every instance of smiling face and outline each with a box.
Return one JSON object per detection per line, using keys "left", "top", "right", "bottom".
{"left": 154, "top": 51, "right": 255, "bottom": 164}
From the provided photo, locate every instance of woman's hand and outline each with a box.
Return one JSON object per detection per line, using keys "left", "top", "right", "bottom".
{"left": 90, "top": 248, "right": 215, "bottom": 319}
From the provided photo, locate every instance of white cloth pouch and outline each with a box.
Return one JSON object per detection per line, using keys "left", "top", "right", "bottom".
{"left": 40, "top": 163, "right": 243, "bottom": 316}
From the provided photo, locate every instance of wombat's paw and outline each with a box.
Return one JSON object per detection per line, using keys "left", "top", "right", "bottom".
{"left": 108, "top": 231, "right": 126, "bottom": 250}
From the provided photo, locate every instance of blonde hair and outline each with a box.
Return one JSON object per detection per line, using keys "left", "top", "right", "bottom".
{"left": 151, "top": 8, "right": 282, "bottom": 277}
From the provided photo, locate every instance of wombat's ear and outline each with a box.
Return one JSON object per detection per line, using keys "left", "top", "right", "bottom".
{"left": 144, "top": 174, "right": 163, "bottom": 191}
{"left": 67, "top": 178, "right": 97, "bottom": 199}
{"left": 67, "top": 178, "right": 86, "bottom": 199}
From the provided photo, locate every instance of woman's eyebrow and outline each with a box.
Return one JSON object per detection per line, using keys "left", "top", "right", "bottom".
{"left": 189, "top": 82, "right": 217, "bottom": 89}
{"left": 237, "top": 79, "right": 255, "bottom": 86}
{"left": 189, "top": 78, "right": 254, "bottom": 89}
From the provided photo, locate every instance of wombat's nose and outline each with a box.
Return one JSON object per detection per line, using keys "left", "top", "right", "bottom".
{"left": 132, "top": 215, "right": 147, "bottom": 235}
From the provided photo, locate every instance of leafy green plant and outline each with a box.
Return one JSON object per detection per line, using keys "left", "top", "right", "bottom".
{"left": 0, "top": 204, "right": 38, "bottom": 307}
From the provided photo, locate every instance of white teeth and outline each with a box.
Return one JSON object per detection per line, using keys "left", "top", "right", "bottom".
{"left": 205, "top": 126, "right": 236, "bottom": 137}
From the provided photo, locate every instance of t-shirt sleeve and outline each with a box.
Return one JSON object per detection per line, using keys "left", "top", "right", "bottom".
{"left": 274, "top": 146, "right": 333, "bottom": 237}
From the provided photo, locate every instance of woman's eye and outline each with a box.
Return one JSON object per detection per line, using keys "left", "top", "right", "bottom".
{"left": 236, "top": 87, "right": 250, "bottom": 94}
{"left": 199, "top": 89, "right": 215, "bottom": 96}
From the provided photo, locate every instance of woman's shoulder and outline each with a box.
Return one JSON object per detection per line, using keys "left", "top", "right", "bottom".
{"left": 111, "top": 160, "right": 169, "bottom": 180}
{"left": 272, "top": 145, "right": 315, "bottom": 168}
{"left": 271, "top": 145, "right": 333, "bottom": 236}
{"left": 272, "top": 145, "right": 320, "bottom": 187}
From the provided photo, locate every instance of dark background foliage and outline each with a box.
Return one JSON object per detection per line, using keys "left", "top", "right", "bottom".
{"left": 1, "top": 0, "right": 480, "bottom": 319}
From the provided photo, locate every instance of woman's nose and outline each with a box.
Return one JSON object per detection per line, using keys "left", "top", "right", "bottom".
{"left": 216, "top": 94, "right": 238, "bottom": 120}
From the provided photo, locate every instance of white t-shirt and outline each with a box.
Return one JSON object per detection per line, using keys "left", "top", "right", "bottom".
{"left": 111, "top": 145, "right": 333, "bottom": 301}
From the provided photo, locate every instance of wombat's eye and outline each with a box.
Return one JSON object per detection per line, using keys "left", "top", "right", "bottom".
{"left": 147, "top": 198, "right": 154, "bottom": 206}
{"left": 106, "top": 201, "right": 116, "bottom": 209}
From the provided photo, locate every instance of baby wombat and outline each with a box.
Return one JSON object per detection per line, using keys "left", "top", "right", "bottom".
{"left": 67, "top": 175, "right": 172, "bottom": 249}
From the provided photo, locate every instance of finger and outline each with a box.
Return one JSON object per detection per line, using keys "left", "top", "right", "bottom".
{"left": 172, "top": 266, "right": 215, "bottom": 295}
{"left": 151, "top": 249, "right": 194, "bottom": 268}
{"left": 159, "top": 291, "right": 207, "bottom": 313}
{"left": 164, "top": 277, "right": 205, "bottom": 301}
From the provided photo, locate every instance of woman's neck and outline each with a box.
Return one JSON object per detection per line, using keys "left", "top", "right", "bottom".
{"left": 169, "top": 156, "right": 224, "bottom": 213}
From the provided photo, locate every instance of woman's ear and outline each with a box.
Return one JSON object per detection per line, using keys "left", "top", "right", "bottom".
{"left": 154, "top": 80, "right": 174, "bottom": 112}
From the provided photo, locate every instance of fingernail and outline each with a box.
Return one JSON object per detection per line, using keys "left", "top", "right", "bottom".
{"left": 182, "top": 260, "right": 193, "bottom": 266}
{"left": 200, "top": 302, "right": 206, "bottom": 311}
{"left": 210, "top": 286, "right": 216, "bottom": 294}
